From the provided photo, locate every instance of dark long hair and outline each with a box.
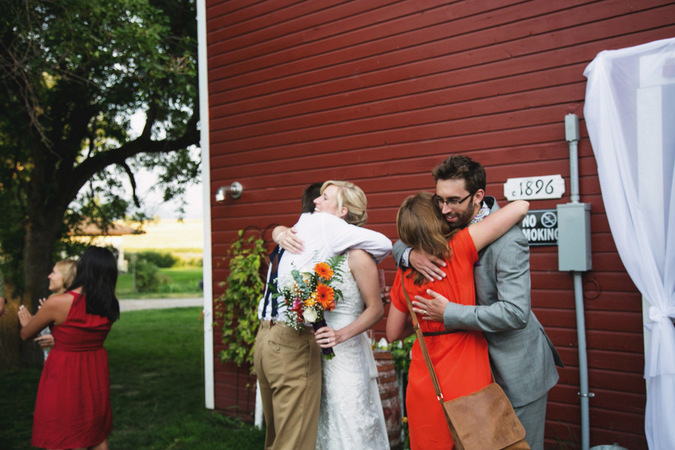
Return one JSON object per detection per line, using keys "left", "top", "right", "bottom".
{"left": 70, "top": 246, "right": 120, "bottom": 322}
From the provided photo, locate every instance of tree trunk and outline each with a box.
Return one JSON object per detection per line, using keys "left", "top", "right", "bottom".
{"left": 0, "top": 201, "right": 66, "bottom": 368}
{"left": 0, "top": 284, "right": 40, "bottom": 370}
{"left": 20, "top": 205, "right": 66, "bottom": 367}
{"left": 23, "top": 217, "right": 62, "bottom": 309}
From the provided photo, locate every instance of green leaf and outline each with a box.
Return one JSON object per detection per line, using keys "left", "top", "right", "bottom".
{"left": 215, "top": 229, "right": 267, "bottom": 369}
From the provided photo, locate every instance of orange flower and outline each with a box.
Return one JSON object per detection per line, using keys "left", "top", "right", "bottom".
{"left": 316, "top": 283, "right": 336, "bottom": 311}
{"left": 314, "top": 262, "right": 334, "bottom": 280}
{"left": 305, "top": 294, "right": 317, "bottom": 308}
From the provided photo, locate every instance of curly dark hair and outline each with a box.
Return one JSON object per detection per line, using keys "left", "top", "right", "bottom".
{"left": 431, "top": 154, "right": 486, "bottom": 194}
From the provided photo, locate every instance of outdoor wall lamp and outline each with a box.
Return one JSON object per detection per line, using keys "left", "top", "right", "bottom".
{"left": 215, "top": 182, "right": 243, "bottom": 202}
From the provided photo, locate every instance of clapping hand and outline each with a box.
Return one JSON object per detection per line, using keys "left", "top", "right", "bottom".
{"left": 18, "top": 305, "right": 33, "bottom": 327}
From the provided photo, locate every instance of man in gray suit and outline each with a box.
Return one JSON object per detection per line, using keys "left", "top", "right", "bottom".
{"left": 392, "top": 154, "right": 563, "bottom": 450}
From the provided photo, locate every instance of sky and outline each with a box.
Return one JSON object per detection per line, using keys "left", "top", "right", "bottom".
{"left": 129, "top": 111, "right": 204, "bottom": 220}
{"left": 132, "top": 168, "right": 204, "bottom": 220}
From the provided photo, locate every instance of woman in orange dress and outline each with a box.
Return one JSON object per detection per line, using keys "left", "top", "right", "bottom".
{"left": 387, "top": 192, "right": 528, "bottom": 449}
{"left": 19, "top": 247, "right": 120, "bottom": 450}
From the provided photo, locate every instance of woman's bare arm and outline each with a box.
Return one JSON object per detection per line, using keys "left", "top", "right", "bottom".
{"left": 314, "top": 249, "right": 384, "bottom": 348}
{"left": 386, "top": 304, "right": 413, "bottom": 342}
{"left": 18, "top": 293, "right": 72, "bottom": 340}
{"left": 468, "top": 200, "right": 529, "bottom": 252}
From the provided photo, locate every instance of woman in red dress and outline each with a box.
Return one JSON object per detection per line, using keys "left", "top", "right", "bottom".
{"left": 387, "top": 192, "right": 528, "bottom": 449}
{"left": 19, "top": 246, "right": 120, "bottom": 450}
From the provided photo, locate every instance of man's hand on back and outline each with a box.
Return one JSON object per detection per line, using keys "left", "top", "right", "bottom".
{"left": 274, "top": 226, "right": 304, "bottom": 254}
{"left": 412, "top": 289, "right": 450, "bottom": 323}
{"left": 409, "top": 249, "right": 446, "bottom": 282}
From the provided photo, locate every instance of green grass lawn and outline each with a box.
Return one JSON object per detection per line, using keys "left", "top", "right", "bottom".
{"left": 0, "top": 307, "right": 265, "bottom": 449}
{"left": 117, "top": 267, "right": 204, "bottom": 299}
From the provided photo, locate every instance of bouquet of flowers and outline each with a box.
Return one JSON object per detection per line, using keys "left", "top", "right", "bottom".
{"left": 275, "top": 254, "right": 346, "bottom": 359}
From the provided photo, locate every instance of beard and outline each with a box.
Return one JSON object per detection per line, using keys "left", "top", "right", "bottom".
{"left": 445, "top": 201, "right": 477, "bottom": 230}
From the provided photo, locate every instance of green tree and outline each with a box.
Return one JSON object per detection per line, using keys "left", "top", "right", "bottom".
{"left": 0, "top": 0, "right": 199, "bottom": 367}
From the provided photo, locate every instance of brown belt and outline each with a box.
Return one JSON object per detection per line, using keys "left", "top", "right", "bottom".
{"left": 422, "top": 328, "right": 463, "bottom": 337}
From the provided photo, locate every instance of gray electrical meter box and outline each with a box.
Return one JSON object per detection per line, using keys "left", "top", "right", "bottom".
{"left": 557, "top": 202, "right": 592, "bottom": 271}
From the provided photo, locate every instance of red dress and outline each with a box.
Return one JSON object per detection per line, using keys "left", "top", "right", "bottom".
{"left": 32, "top": 292, "right": 113, "bottom": 449}
{"left": 390, "top": 228, "right": 492, "bottom": 450}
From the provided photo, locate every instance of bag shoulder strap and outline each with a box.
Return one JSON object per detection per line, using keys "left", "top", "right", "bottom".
{"left": 401, "top": 277, "right": 446, "bottom": 401}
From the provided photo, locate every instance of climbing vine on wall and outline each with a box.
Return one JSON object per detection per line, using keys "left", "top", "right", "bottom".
{"left": 215, "top": 229, "right": 267, "bottom": 368}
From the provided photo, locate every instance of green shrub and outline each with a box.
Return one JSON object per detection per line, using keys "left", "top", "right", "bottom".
{"left": 188, "top": 257, "right": 203, "bottom": 267}
{"left": 387, "top": 334, "right": 416, "bottom": 373}
{"left": 128, "top": 251, "right": 178, "bottom": 268}
{"left": 134, "top": 259, "right": 160, "bottom": 292}
{"left": 175, "top": 256, "right": 203, "bottom": 267}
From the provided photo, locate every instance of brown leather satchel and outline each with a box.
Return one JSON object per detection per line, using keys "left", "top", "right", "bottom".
{"left": 401, "top": 279, "right": 529, "bottom": 450}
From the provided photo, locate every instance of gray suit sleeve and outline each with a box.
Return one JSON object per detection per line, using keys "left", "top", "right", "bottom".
{"left": 442, "top": 230, "right": 531, "bottom": 333}
{"left": 391, "top": 240, "right": 410, "bottom": 268}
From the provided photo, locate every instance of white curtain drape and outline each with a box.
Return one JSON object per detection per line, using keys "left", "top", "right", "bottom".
{"left": 583, "top": 38, "right": 675, "bottom": 449}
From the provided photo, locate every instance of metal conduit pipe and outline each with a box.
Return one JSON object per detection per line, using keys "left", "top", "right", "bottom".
{"left": 565, "top": 113, "right": 593, "bottom": 450}
{"left": 574, "top": 272, "right": 591, "bottom": 450}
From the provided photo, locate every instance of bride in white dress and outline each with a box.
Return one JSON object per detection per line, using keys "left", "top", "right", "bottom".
{"left": 314, "top": 250, "right": 389, "bottom": 450}
{"left": 313, "top": 192, "right": 390, "bottom": 449}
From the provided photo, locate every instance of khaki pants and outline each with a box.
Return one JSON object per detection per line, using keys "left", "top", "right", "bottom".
{"left": 253, "top": 321, "right": 321, "bottom": 450}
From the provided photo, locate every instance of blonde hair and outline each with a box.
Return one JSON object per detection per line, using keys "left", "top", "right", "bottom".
{"left": 321, "top": 180, "right": 368, "bottom": 227}
{"left": 54, "top": 259, "right": 77, "bottom": 294}
{"left": 396, "top": 192, "right": 456, "bottom": 285}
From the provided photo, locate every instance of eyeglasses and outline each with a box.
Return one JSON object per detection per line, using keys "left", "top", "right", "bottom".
{"left": 432, "top": 192, "right": 473, "bottom": 207}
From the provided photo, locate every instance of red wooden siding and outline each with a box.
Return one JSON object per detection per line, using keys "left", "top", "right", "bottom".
{"left": 206, "top": 1, "right": 675, "bottom": 447}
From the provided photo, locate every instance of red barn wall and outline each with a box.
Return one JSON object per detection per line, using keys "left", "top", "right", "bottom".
{"left": 205, "top": 1, "right": 675, "bottom": 447}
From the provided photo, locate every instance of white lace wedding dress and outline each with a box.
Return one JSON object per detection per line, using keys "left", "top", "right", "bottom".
{"left": 316, "top": 254, "right": 390, "bottom": 450}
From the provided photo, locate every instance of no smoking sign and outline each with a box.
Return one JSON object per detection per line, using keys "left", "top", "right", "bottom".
{"left": 521, "top": 209, "right": 558, "bottom": 246}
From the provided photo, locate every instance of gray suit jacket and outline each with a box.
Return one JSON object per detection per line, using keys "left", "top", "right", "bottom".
{"left": 392, "top": 197, "right": 562, "bottom": 407}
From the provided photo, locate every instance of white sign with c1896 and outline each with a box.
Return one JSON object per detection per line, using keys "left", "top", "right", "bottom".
{"left": 503, "top": 175, "right": 565, "bottom": 200}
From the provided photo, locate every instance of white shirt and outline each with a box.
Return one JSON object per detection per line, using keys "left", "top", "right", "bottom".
{"left": 257, "top": 212, "right": 392, "bottom": 320}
